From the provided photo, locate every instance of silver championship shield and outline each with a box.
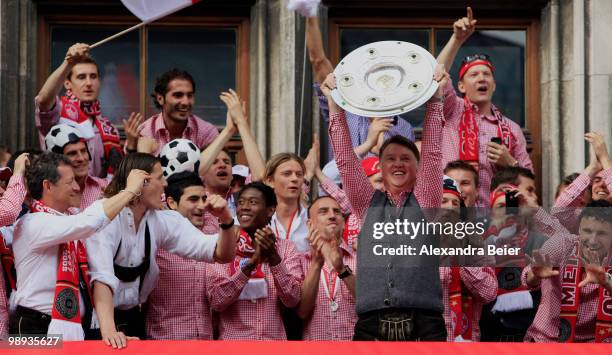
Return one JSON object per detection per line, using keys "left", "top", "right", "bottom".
{"left": 331, "top": 41, "right": 439, "bottom": 118}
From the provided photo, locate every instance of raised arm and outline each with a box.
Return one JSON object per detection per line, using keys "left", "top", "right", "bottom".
{"left": 221, "top": 89, "right": 266, "bottom": 181}
{"left": 0, "top": 154, "right": 29, "bottom": 227}
{"left": 436, "top": 7, "right": 476, "bottom": 73}
{"left": 306, "top": 16, "right": 334, "bottom": 84}
{"left": 321, "top": 74, "right": 374, "bottom": 222}
{"left": 315, "top": 168, "right": 353, "bottom": 214}
{"left": 160, "top": 195, "right": 237, "bottom": 263}
{"left": 436, "top": 7, "right": 477, "bottom": 119}
{"left": 36, "top": 43, "right": 90, "bottom": 111}
{"left": 198, "top": 96, "right": 238, "bottom": 177}
{"left": 414, "top": 67, "right": 448, "bottom": 208}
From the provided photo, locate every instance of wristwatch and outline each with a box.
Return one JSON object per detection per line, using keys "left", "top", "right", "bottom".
{"left": 338, "top": 265, "right": 353, "bottom": 279}
{"left": 219, "top": 219, "right": 235, "bottom": 230}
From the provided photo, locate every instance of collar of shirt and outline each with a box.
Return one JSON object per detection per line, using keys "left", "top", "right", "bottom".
{"left": 269, "top": 205, "right": 310, "bottom": 253}
{"left": 385, "top": 190, "right": 410, "bottom": 208}
{"left": 470, "top": 102, "right": 504, "bottom": 124}
{"left": 154, "top": 112, "right": 195, "bottom": 138}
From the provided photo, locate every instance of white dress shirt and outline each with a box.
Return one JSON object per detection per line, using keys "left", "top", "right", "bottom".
{"left": 269, "top": 205, "right": 309, "bottom": 254}
{"left": 12, "top": 200, "right": 110, "bottom": 315}
{"left": 86, "top": 207, "right": 218, "bottom": 310}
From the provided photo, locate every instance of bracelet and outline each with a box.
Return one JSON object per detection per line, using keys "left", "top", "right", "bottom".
{"left": 120, "top": 189, "right": 141, "bottom": 198}
{"left": 220, "top": 219, "right": 235, "bottom": 230}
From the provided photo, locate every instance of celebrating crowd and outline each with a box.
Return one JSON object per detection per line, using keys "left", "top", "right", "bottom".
{"left": 0, "top": 7, "right": 610, "bottom": 347}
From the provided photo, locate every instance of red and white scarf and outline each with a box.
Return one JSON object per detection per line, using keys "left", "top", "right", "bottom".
{"left": 449, "top": 267, "right": 475, "bottom": 341}
{"left": 459, "top": 96, "right": 514, "bottom": 166}
{"left": 0, "top": 230, "right": 16, "bottom": 294}
{"left": 60, "top": 90, "right": 123, "bottom": 174}
{"left": 483, "top": 216, "right": 532, "bottom": 313}
{"left": 30, "top": 200, "right": 94, "bottom": 340}
{"left": 229, "top": 229, "right": 267, "bottom": 300}
{"left": 560, "top": 242, "right": 612, "bottom": 343}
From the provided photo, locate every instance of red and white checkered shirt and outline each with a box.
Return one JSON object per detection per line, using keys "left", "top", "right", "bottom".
{"left": 145, "top": 249, "right": 213, "bottom": 339}
{"left": 300, "top": 241, "right": 357, "bottom": 341}
{"left": 206, "top": 239, "right": 303, "bottom": 340}
{"left": 440, "top": 267, "right": 497, "bottom": 341}
{"left": 79, "top": 175, "right": 107, "bottom": 210}
{"left": 328, "top": 102, "right": 445, "bottom": 224}
{"left": 552, "top": 168, "right": 612, "bottom": 234}
{"left": 139, "top": 113, "right": 219, "bottom": 156}
{"left": 0, "top": 174, "right": 26, "bottom": 227}
{"left": 144, "top": 211, "right": 220, "bottom": 339}
{"left": 440, "top": 80, "right": 533, "bottom": 207}
{"left": 521, "top": 233, "right": 601, "bottom": 342}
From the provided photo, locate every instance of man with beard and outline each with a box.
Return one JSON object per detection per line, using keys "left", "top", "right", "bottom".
{"left": 523, "top": 200, "right": 612, "bottom": 342}
{"left": 206, "top": 182, "right": 303, "bottom": 340}
{"left": 297, "top": 196, "right": 357, "bottom": 340}
{"left": 437, "top": 7, "right": 532, "bottom": 206}
{"left": 35, "top": 43, "right": 140, "bottom": 177}
{"left": 139, "top": 69, "right": 219, "bottom": 156}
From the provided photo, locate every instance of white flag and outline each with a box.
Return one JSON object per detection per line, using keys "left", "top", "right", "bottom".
{"left": 121, "top": 0, "right": 201, "bottom": 23}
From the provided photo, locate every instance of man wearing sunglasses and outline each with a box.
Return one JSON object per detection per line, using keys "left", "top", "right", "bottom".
{"left": 437, "top": 7, "right": 533, "bottom": 207}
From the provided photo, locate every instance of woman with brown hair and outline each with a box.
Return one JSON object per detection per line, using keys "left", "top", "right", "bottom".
{"left": 86, "top": 153, "right": 238, "bottom": 349}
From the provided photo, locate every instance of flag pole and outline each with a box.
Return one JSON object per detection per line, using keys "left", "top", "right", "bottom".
{"left": 90, "top": 22, "right": 146, "bottom": 49}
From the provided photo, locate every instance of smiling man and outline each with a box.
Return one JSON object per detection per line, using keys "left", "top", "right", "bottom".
{"left": 206, "top": 182, "right": 303, "bottom": 340}
{"left": 523, "top": 200, "right": 612, "bottom": 342}
{"left": 139, "top": 69, "right": 219, "bottom": 156}
{"left": 436, "top": 8, "right": 533, "bottom": 206}
{"left": 44, "top": 124, "right": 107, "bottom": 210}
{"left": 320, "top": 66, "right": 448, "bottom": 340}
{"left": 145, "top": 172, "right": 216, "bottom": 340}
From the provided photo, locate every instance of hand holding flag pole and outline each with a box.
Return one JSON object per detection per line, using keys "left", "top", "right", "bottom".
{"left": 90, "top": 0, "right": 201, "bottom": 49}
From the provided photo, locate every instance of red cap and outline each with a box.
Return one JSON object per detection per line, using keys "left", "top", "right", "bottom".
{"left": 361, "top": 157, "right": 380, "bottom": 177}
{"left": 459, "top": 60, "right": 495, "bottom": 80}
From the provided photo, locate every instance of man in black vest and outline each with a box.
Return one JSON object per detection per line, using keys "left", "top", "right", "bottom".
{"left": 320, "top": 67, "right": 448, "bottom": 340}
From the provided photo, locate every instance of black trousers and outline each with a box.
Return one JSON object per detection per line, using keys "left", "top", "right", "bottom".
{"left": 353, "top": 308, "right": 447, "bottom": 341}
{"left": 114, "top": 306, "right": 146, "bottom": 339}
{"left": 9, "top": 306, "right": 101, "bottom": 340}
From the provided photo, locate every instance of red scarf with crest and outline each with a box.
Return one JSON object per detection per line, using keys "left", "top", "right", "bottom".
{"left": 459, "top": 96, "right": 514, "bottom": 165}
{"left": 449, "top": 267, "right": 475, "bottom": 340}
{"left": 30, "top": 200, "right": 94, "bottom": 328}
{"left": 559, "top": 242, "right": 612, "bottom": 343}
{"left": 60, "top": 90, "right": 123, "bottom": 174}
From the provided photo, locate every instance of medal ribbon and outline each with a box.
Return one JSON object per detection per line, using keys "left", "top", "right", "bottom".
{"left": 274, "top": 208, "right": 299, "bottom": 241}
{"left": 321, "top": 268, "right": 340, "bottom": 306}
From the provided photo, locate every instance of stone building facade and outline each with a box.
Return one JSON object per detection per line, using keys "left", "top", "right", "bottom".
{"left": 0, "top": 0, "right": 611, "bottom": 206}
